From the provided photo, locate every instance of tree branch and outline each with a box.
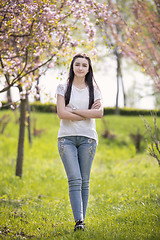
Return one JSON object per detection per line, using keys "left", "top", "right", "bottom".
{"left": 0, "top": 48, "right": 28, "bottom": 93}
{"left": 0, "top": 53, "right": 10, "bottom": 85}
{"left": 0, "top": 28, "right": 64, "bottom": 94}
{"left": 10, "top": 19, "right": 35, "bottom": 38}
{"left": 0, "top": 54, "right": 53, "bottom": 93}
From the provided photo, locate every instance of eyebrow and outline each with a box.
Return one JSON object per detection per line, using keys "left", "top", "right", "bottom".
{"left": 75, "top": 62, "right": 88, "bottom": 66}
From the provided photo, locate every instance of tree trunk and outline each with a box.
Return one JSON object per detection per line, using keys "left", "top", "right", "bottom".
{"left": 115, "top": 47, "right": 126, "bottom": 114}
{"left": 35, "top": 77, "right": 41, "bottom": 101}
{"left": 120, "top": 69, "right": 126, "bottom": 107}
{"left": 7, "top": 88, "right": 12, "bottom": 104}
{"left": 26, "top": 94, "right": 32, "bottom": 147}
{"left": 115, "top": 49, "right": 120, "bottom": 115}
{"left": 15, "top": 98, "right": 27, "bottom": 177}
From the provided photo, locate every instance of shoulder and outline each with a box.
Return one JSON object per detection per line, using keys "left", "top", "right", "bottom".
{"left": 56, "top": 83, "right": 67, "bottom": 96}
{"left": 57, "top": 83, "right": 67, "bottom": 91}
{"left": 93, "top": 83, "right": 99, "bottom": 90}
{"left": 93, "top": 83, "right": 100, "bottom": 93}
{"left": 93, "top": 83, "right": 102, "bottom": 100}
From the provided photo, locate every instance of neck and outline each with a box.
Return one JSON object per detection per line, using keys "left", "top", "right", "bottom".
{"left": 73, "top": 76, "right": 87, "bottom": 88}
{"left": 73, "top": 76, "right": 85, "bottom": 84}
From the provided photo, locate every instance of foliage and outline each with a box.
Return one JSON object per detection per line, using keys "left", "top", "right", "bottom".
{"left": 0, "top": 0, "right": 98, "bottom": 177}
{"left": 0, "top": 0, "right": 96, "bottom": 96}
{"left": 0, "top": 110, "right": 160, "bottom": 239}
{"left": 106, "top": 0, "right": 160, "bottom": 90}
{"left": 30, "top": 102, "right": 57, "bottom": 113}
{"left": 0, "top": 114, "right": 10, "bottom": 134}
{"left": 103, "top": 107, "right": 160, "bottom": 116}
{"left": 130, "top": 129, "right": 143, "bottom": 152}
{"left": 1, "top": 101, "right": 160, "bottom": 116}
{"left": 101, "top": 117, "right": 116, "bottom": 139}
{"left": 142, "top": 114, "right": 160, "bottom": 166}
{"left": 86, "top": 0, "right": 160, "bottom": 92}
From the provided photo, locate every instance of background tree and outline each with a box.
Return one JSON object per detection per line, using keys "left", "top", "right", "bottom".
{"left": 90, "top": 0, "right": 160, "bottom": 163}
{"left": 154, "top": 91, "right": 160, "bottom": 109}
{"left": 0, "top": 0, "right": 96, "bottom": 177}
{"left": 87, "top": 0, "right": 159, "bottom": 111}
{"left": 88, "top": 0, "right": 135, "bottom": 114}
{"left": 106, "top": 0, "right": 160, "bottom": 91}
{"left": 126, "top": 80, "right": 141, "bottom": 108}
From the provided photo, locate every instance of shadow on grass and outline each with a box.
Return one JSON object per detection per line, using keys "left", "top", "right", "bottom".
{"left": 0, "top": 198, "right": 23, "bottom": 209}
{"left": 37, "top": 225, "right": 160, "bottom": 240}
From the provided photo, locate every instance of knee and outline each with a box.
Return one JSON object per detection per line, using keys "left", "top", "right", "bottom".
{"left": 82, "top": 179, "right": 89, "bottom": 190}
{"left": 68, "top": 178, "right": 82, "bottom": 191}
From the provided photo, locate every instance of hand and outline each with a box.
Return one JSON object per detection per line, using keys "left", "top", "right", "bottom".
{"left": 65, "top": 106, "right": 72, "bottom": 112}
{"left": 91, "top": 101, "right": 101, "bottom": 109}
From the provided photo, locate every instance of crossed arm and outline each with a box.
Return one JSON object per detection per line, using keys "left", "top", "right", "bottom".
{"left": 57, "top": 94, "right": 103, "bottom": 121}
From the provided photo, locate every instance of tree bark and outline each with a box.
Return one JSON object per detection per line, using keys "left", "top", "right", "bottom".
{"left": 115, "top": 47, "right": 126, "bottom": 114}
{"left": 35, "top": 77, "right": 40, "bottom": 101}
{"left": 7, "top": 88, "right": 12, "bottom": 104}
{"left": 115, "top": 49, "right": 120, "bottom": 115}
{"left": 120, "top": 72, "right": 126, "bottom": 107}
{"left": 15, "top": 98, "right": 27, "bottom": 177}
{"left": 26, "top": 94, "right": 32, "bottom": 147}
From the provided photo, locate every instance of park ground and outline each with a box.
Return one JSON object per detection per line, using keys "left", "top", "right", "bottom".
{"left": 0, "top": 110, "right": 160, "bottom": 239}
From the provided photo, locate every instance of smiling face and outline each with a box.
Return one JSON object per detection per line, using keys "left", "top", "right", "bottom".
{"left": 73, "top": 57, "right": 89, "bottom": 79}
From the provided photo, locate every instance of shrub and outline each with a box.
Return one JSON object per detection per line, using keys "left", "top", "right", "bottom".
{"left": 1, "top": 101, "right": 159, "bottom": 116}
{"left": 30, "top": 102, "right": 57, "bottom": 113}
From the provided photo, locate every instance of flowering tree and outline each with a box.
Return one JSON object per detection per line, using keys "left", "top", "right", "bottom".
{"left": 97, "top": 0, "right": 160, "bottom": 91}
{"left": 92, "top": 0, "right": 129, "bottom": 113}
{"left": 86, "top": 0, "right": 160, "bottom": 111}
{"left": 0, "top": 0, "right": 96, "bottom": 177}
{"left": 87, "top": 0, "right": 160, "bottom": 164}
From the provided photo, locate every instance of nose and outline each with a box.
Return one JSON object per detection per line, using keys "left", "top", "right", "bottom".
{"left": 78, "top": 65, "right": 82, "bottom": 70}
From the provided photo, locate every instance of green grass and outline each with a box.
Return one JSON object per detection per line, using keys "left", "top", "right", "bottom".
{"left": 0, "top": 110, "right": 160, "bottom": 239}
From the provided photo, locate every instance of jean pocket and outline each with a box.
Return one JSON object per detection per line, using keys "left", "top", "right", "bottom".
{"left": 58, "top": 137, "right": 65, "bottom": 143}
{"left": 87, "top": 138, "right": 96, "bottom": 144}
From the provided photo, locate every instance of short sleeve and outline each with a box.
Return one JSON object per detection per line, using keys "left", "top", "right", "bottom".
{"left": 56, "top": 84, "right": 66, "bottom": 97}
{"left": 94, "top": 85, "right": 102, "bottom": 101}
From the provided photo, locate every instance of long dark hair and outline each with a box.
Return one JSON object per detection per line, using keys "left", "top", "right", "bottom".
{"left": 65, "top": 53, "right": 96, "bottom": 109}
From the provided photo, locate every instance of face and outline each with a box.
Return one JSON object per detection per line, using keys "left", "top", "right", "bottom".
{"left": 73, "top": 57, "right": 89, "bottom": 78}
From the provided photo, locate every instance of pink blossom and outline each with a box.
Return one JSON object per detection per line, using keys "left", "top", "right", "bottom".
{"left": 10, "top": 105, "right": 15, "bottom": 110}
{"left": 71, "top": 40, "right": 79, "bottom": 47}
{"left": 20, "top": 92, "right": 26, "bottom": 100}
{"left": 0, "top": 0, "right": 98, "bottom": 96}
{"left": 85, "top": 28, "right": 90, "bottom": 34}
{"left": 48, "top": 62, "right": 54, "bottom": 68}
{"left": 91, "top": 48, "right": 97, "bottom": 56}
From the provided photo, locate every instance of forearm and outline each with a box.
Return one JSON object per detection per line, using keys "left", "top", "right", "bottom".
{"left": 56, "top": 95, "right": 103, "bottom": 120}
{"left": 57, "top": 95, "right": 85, "bottom": 121}
{"left": 73, "top": 108, "right": 103, "bottom": 119}
{"left": 58, "top": 110, "right": 85, "bottom": 121}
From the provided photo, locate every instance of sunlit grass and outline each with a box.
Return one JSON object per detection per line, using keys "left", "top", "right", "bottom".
{"left": 0, "top": 110, "right": 160, "bottom": 239}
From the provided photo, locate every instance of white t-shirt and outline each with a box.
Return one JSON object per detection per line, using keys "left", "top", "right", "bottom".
{"left": 56, "top": 83, "right": 101, "bottom": 145}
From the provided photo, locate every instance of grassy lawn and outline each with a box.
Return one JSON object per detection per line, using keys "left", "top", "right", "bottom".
{"left": 0, "top": 110, "right": 160, "bottom": 239}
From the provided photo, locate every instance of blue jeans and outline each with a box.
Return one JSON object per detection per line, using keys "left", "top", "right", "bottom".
{"left": 58, "top": 136, "right": 97, "bottom": 222}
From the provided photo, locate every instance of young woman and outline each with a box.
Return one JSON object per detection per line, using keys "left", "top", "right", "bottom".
{"left": 56, "top": 53, "right": 103, "bottom": 231}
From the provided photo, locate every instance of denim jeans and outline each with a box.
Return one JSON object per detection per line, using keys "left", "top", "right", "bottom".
{"left": 58, "top": 136, "right": 97, "bottom": 222}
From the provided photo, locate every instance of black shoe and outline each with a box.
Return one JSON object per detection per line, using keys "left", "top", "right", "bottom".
{"left": 74, "top": 220, "right": 85, "bottom": 231}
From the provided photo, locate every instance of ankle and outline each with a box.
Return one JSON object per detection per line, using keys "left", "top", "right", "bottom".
{"left": 75, "top": 220, "right": 83, "bottom": 223}
{"left": 74, "top": 220, "right": 85, "bottom": 231}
